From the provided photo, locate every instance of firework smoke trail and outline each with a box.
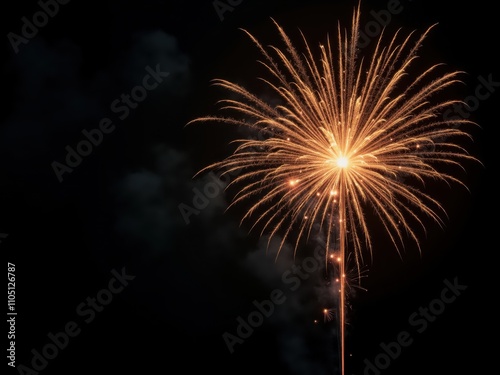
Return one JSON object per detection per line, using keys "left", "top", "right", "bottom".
{"left": 188, "top": 4, "right": 479, "bottom": 374}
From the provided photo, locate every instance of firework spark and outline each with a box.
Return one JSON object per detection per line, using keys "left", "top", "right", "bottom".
{"left": 188, "top": 5, "right": 478, "bottom": 374}
{"left": 323, "top": 308, "right": 335, "bottom": 323}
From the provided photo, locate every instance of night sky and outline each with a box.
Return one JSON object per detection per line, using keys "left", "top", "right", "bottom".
{"left": 1, "top": 0, "right": 496, "bottom": 374}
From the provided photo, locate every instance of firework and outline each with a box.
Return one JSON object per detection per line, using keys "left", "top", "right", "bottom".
{"left": 188, "top": 4, "right": 478, "bottom": 374}
{"left": 323, "top": 308, "right": 335, "bottom": 323}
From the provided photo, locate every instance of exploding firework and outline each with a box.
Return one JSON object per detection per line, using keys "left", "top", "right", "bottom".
{"left": 188, "top": 4, "right": 478, "bottom": 374}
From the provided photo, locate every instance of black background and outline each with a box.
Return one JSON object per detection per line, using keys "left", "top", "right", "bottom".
{"left": 1, "top": 0, "right": 496, "bottom": 374}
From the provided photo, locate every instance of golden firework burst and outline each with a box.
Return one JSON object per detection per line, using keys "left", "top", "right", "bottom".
{"left": 188, "top": 5, "right": 479, "bottom": 374}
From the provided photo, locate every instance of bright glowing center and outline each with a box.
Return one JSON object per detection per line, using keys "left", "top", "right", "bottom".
{"left": 336, "top": 156, "right": 349, "bottom": 168}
